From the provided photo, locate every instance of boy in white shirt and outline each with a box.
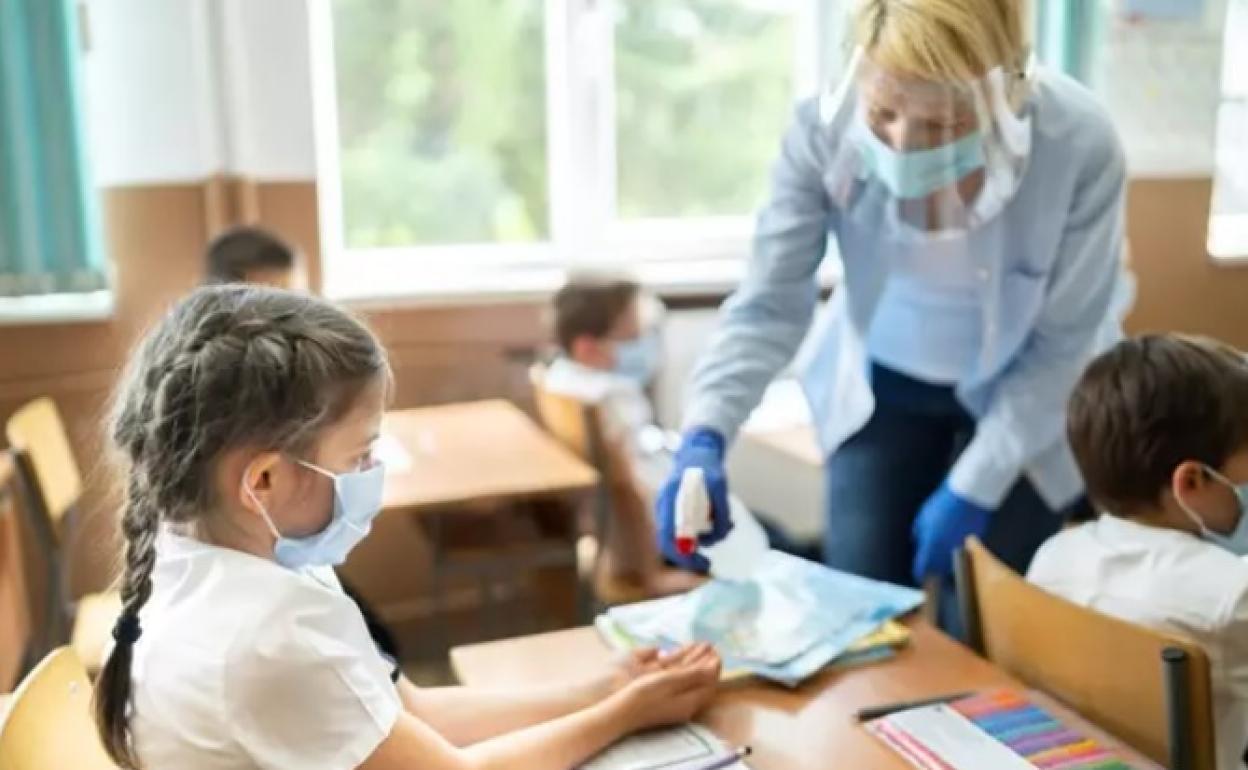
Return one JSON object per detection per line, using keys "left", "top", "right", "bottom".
{"left": 544, "top": 273, "right": 700, "bottom": 592}
{"left": 1028, "top": 334, "right": 1248, "bottom": 770}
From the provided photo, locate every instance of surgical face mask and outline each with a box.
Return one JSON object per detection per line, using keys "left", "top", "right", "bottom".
{"left": 1176, "top": 465, "right": 1248, "bottom": 555}
{"left": 245, "top": 458, "right": 386, "bottom": 570}
{"left": 856, "top": 121, "right": 986, "bottom": 200}
{"left": 613, "top": 333, "right": 660, "bottom": 385}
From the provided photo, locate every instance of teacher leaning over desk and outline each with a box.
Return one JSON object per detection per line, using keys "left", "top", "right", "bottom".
{"left": 655, "top": 0, "right": 1132, "bottom": 630}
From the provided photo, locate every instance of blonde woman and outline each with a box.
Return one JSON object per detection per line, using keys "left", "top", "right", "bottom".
{"left": 656, "top": 0, "right": 1129, "bottom": 629}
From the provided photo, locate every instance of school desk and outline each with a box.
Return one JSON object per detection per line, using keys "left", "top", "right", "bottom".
{"left": 728, "top": 380, "right": 824, "bottom": 544}
{"left": 381, "top": 400, "right": 599, "bottom": 636}
{"left": 450, "top": 618, "right": 1163, "bottom": 770}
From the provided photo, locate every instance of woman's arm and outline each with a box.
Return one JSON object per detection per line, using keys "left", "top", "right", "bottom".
{"left": 681, "top": 98, "right": 832, "bottom": 444}
{"left": 948, "top": 117, "right": 1128, "bottom": 509}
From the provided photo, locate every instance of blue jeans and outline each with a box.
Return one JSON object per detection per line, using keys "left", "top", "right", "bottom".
{"left": 823, "top": 364, "right": 1069, "bottom": 635}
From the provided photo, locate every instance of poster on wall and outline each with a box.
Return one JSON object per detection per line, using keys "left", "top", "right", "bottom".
{"left": 1095, "top": 0, "right": 1227, "bottom": 176}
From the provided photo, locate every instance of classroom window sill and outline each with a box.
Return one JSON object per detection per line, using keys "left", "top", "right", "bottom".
{"left": 0, "top": 290, "right": 115, "bottom": 326}
{"left": 1208, "top": 213, "right": 1248, "bottom": 264}
{"left": 324, "top": 241, "right": 842, "bottom": 311}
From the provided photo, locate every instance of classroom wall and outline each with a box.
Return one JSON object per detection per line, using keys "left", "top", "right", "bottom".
{"left": 3, "top": 2, "right": 1246, "bottom": 608}
{"left": 1124, "top": 178, "right": 1248, "bottom": 348}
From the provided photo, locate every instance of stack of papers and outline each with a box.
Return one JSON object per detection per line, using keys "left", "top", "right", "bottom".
{"left": 595, "top": 551, "right": 923, "bottom": 686}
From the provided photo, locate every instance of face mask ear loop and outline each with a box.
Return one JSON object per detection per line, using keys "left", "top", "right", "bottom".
{"left": 242, "top": 459, "right": 284, "bottom": 541}
{"left": 295, "top": 457, "right": 337, "bottom": 479}
{"left": 1175, "top": 490, "right": 1213, "bottom": 538}
{"left": 1175, "top": 464, "right": 1232, "bottom": 537}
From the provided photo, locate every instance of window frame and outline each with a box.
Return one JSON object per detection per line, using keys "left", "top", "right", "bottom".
{"left": 310, "top": 0, "right": 836, "bottom": 301}
{"left": 1208, "top": 0, "right": 1248, "bottom": 261}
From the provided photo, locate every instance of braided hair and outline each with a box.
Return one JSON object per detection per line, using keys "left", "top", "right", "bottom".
{"left": 93, "top": 285, "right": 387, "bottom": 769}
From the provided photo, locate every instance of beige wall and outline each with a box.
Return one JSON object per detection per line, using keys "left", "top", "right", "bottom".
{"left": 0, "top": 178, "right": 549, "bottom": 606}
{"left": 1123, "top": 178, "right": 1248, "bottom": 347}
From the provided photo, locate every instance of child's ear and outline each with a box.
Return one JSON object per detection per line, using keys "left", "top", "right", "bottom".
{"left": 1172, "top": 460, "right": 1207, "bottom": 496}
{"left": 239, "top": 451, "right": 283, "bottom": 509}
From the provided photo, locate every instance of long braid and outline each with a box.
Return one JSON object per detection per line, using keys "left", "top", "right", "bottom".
{"left": 90, "top": 285, "right": 387, "bottom": 769}
{"left": 93, "top": 475, "right": 159, "bottom": 769}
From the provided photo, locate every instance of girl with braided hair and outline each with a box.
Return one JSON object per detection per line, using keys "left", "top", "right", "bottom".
{"left": 95, "top": 284, "right": 720, "bottom": 770}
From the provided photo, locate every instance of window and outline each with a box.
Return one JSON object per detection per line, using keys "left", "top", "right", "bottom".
{"left": 614, "top": 2, "right": 798, "bottom": 220}
{"left": 0, "top": 0, "right": 107, "bottom": 312}
{"left": 1051, "top": 0, "right": 1245, "bottom": 260}
{"left": 1209, "top": 0, "right": 1247, "bottom": 259}
{"left": 313, "top": 0, "right": 829, "bottom": 300}
{"left": 330, "top": 0, "right": 548, "bottom": 248}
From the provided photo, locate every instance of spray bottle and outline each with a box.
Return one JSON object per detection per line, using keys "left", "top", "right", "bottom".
{"left": 674, "top": 467, "right": 769, "bottom": 581}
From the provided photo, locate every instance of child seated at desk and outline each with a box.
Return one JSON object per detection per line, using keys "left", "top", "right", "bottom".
{"left": 546, "top": 272, "right": 670, "bottom": 490}
{"left": 204, "top": 224, "right": 400, "bottom": 660}
{"left": 545, "top": 273, "right": 703, "bottom": 591}
{"left": 1028, "top": 334, "right": 1248, "bottom": 770}
{"left": 93, "top": 285, "right": 720, "bottom": 770}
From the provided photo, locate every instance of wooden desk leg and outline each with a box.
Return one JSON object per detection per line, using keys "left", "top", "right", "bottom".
{"left": 428, "top": 511, "right": 448, "bottom": 661}
{"left": 574, "top": 536, "right": 592, "bottom": 625}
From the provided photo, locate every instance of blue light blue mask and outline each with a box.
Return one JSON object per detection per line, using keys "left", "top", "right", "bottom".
{"left": 613, "top": 333, "right": 660, "bottom": 385}
{"left": 249, "top": 459, "right": 386, "bottom": 570}
{"left": 1178, "top": 466, "right": 1248, "bottom": 556}
{"left": 857, "top": 124, "right": 986, "bottom": 200}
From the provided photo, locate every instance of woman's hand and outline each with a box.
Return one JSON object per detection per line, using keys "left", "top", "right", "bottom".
{"left": 609, "top": 643, "right": 722, "bottom": 732}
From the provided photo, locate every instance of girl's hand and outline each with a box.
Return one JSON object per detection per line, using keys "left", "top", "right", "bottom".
{"left": 610, "top": 643, "right": 721, "bottom": 732}
{"left": 597, "top": 648, "right": 665, "bottom": 698}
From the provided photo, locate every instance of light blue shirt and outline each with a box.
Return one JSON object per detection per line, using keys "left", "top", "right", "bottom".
{"left": 866, "top": 234, "right": 985, "bottom": 385}
{"left": 683, "top": 70, "right": 1131, "bottom": 511}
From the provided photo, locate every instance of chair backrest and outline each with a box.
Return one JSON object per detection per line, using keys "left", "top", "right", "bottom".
{"left": 0, "top": 453, "right": 33, "bottom": 692}
{"left": 529, "top": 364, "right": 597, "bottom": 464}
{"left": 529, "top": 363, "right": 613, "bottom": 542}
{"left": 0, "top": 647, "right": 118, "bottom": 770}
{"left": 957, "top": 537, "right": 1217, "bottom": 770}
{"left": 6, "top": 398, "right": 83, "bottom": 539}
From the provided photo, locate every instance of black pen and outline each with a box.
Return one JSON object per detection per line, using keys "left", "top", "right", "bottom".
{"left": 854, "top": 691, "right": 975, "bottom": 722}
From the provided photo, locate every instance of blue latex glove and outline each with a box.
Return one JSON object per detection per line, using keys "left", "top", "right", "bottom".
{"left": 655, "top": 428, "right": 734, "bottom": 571}
{"left": 911, "top": 482, "right": 992, "bottom": 583}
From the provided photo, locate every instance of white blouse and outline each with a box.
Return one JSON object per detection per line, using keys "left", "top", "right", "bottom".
{"left": 129, "top": 530, "right": 400, "bottom": 769}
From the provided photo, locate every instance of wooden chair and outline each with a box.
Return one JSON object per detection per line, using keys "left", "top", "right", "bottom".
{"left": 0, "top": 453, "right": 34, "bottom": 693}
{"left": 530, "top": 364, "right": 698, "bottom": 607}
{"left": 6, "top": 398, "right": 121, "bottom": 676}
{"left": 955, "top": 537, "right": 1216, "bottom": 770}
{"left": 0, "top": 647, "right": 118, "bottom": 770}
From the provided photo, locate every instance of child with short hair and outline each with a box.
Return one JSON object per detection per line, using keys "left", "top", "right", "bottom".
{"left": 1028, "top": 334, "right": 1248, "bottom": 770}
{"left": 94, "top": 285, "right": 719, "bottom": 770}
{"left": 204, "top": 226, "right": 307, "bottom": 290}
{"left": 545, "top": 272, "right": 709, "bottom": 588}
{"left": 547, "top": 272, "right": 665, "bottom": 480}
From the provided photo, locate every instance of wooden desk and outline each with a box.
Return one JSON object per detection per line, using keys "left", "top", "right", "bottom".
{"left": 729, "top": 422, "right": 824, "bottom": 544}
{"left": 381, "top": 400, "right": 600, "bottom": 635}
{"left": 743, "top": 425, "right": 822, "bottom": 468}
{"left": 452, "top": 620, "right": 1161, "bottom": 770}
{"left": 382, "top": 399, "right": 598, "bottom": 513}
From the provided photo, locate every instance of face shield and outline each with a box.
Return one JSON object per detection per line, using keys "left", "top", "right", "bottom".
{"left": 819, "top": 48, "right": 1035, "bottom": 239}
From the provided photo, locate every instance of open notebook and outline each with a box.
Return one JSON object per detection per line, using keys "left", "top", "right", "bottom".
{"left": 580, "top": 724, "right": 749, "bottom": 770}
